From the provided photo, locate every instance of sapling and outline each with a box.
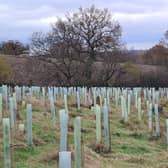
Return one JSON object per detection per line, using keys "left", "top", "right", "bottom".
{"left": 27, "top": 104, "right": 33, "bottom": 145}
{"left": 99, "top": 95, "right": 103, "bottom": 108}
{"left": 76, "top": 91, "right": 80, "bottom": 111}
{"left": 29, "top": 87, "right": 33, "bottom": 98}
{"left": 103, "top": 104, "right": 110, "bottom": 151}
{"left": 15, "top": 86, "right": 22, "bottom": 103}
{"left": 74, "top": 117, "right": 82, "bottom": 168}
{"left": 49, "top": 96, "right": 56, "bottom": 127}
{"left": 95, "top": 104, "right": 101, "bottom": 144}
{"left": 127, "top": 93, "right": 131, "bottom": 115}
{"left": 121, "top": 96, "right": 124, "bottom": 118}
{"left": 9, "top": 97, "right": 15, "bottom": 129}
{"left": 137, "top": 97, "right": 141, "bottom": 121}
{"left": 155, "top": 91, "right": 159, "bottom": 104}
{"left": 166, "top": 119, "right": 168, "bottom": 150}
{"left": 123, "top": 96, "right": 128, "bottom": 122}
{"left": 107, "top": 89, "right": 110, "bottom": 109}
{"left": 146, "top": 100, "right": 149, "bottom": 110}
{"left": 144, "top": 89, "right": 147, "bottom": 101}
{"left": 64, "top": 94, "right": 68, "bottom": 113}
{"left": 3, "top": 118, "right": 11, "bottom": 168}
{"left": 148, "top": 103, "right": 153, "bottom": 132}
{"left": 59, "top": 151, "right": 71, "bottom": 168}
{"left": 152, "top": 88, "right": 155, "bottom": 105}
{"left": 13, "top": 93, "right": 17, "bottom": 110}
{"left": 135, "top": 90, "right": 138, "bottom": 108}
{"left": 42, "top": 87, "right": 45, "bottom": 101}
{"left": 59, "top": 109, "right": 69, "bottom": 151}
{"left": 154, "top": 103, "right": 160, "bottom": 137}
{"left": 84, "top": 88, "right": 87, "bottom": 106}
{"left": 2, "top": 85, "right": 8, "bottom": 109}
{"left": 93, "top": 90, "right": 96, "bottom": 107}
{"left": 148, "top": 89, "right": 152, "bottom": 102}
{"left": 0, "top": 93, "right": 2, "bottom": 123}
{"left": 22, "top": 100, "right": 26, "bottom": 107}
{"left": 114, "top": 89, "right": 119, "bottom": 109}
{"left": 19, "top": 124, "right": 25, "bottom": 132}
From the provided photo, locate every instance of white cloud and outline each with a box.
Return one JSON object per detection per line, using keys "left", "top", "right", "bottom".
{"left": 114, "top": 10, "right": 168, "bottom": 22}
{"left": 0, "top": 0, "right": 168, "bottom": 49}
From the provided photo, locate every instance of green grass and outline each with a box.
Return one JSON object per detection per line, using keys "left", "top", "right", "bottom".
{"left": 1, "top": 97, "right": 168, "bottom": 167}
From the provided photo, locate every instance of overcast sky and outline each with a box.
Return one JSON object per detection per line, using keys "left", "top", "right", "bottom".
{"left": 0, "top": 0, "right": 168, "bottom": 49}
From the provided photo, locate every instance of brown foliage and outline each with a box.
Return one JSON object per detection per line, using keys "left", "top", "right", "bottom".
{"left": 144, "top": 44, "right": 168, "bottom": 66}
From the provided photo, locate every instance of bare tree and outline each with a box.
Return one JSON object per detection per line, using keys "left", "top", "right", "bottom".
{"left": 31, "top": 29, "right": 83, "bottom": 86}
{"left": 30, "top": 5, "right": 122, "bottom": 86}
{"left": 160, "top": 30, "right": 168, "bottom": 48}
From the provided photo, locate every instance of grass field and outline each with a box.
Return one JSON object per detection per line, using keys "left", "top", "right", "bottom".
{"left": 1, "top": 95, "right": 168, "bottom": 168}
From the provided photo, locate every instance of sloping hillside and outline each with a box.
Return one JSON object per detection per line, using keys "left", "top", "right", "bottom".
{"left": 5, "top": 56, "right": 56, "bottom": 86}
{"left": 3, "top": 55, "right": 168, "bottom": 86}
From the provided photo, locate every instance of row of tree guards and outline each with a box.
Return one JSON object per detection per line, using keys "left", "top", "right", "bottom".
{"left": 1, "top": 86, "right": 168, "bottom": 167}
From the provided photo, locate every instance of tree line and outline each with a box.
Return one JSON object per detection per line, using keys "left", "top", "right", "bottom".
{"left": 0, "top": 40, "right": 29, "bottom": 56}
